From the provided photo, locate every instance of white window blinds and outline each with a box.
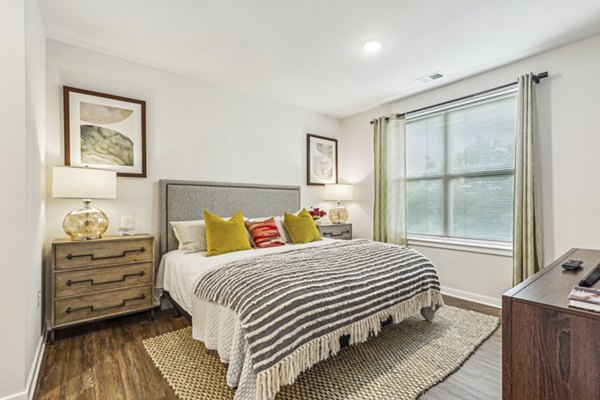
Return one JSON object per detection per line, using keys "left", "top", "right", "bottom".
{"left": 405, "top": 91, "right": 517, "bottom": 243}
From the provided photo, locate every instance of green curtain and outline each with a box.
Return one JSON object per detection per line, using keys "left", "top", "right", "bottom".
{"left": 373, "top": 116, "right": 407, "bottom": 245}
{"left": 513, "top": 74, "right": 543, "bottom": 285}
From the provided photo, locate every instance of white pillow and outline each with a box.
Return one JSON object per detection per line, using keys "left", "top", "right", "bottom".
{"left": 170, "top": 220, "right": 206, "bottom": 254}
{"left": 274, "top": 216, "right": 292, "bottom": 243}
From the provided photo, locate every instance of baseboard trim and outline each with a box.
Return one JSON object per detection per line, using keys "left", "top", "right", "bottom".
{"left": 0, "top": 391, "right": 27, "bottom": 400}
{"left": 441, "top": 286, "right": 502, "bottom": 309}
{"left": 0, "top": 333, "right": 44, "bottom": 400}
{"left": 26, "top": 333, "right": 45, "bottom": 400}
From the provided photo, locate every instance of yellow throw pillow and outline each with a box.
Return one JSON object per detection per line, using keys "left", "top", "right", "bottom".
{"left": 283, "top": 209, "right": 322, "bottom": 244}
{"left": 204, "top": 210, "right": 251, "bottom": 256}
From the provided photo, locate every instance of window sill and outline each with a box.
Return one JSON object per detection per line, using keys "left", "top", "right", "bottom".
{"left": 407, "top": 235, "right": 513, "bottom": 257}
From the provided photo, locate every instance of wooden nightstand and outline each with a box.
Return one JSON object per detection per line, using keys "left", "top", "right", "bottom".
{"left": 46, "top": 234, "right": 155, "bottom": 343}
{"left": 317, "top": 223, "right": 352, "bottom": 240}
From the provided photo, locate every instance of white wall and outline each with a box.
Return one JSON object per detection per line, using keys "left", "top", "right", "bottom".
{"left": 0, "top": 0, "right": 28, "bottom": 397}
{"left": 340, "top": 34, "right": 600, "bottom": 306}
{"left": 0, "top": 0, "right": 46, "bottom": 399}
{"left": 24, "top": 0, "right": 47, "bottom": 392}
{"left": 45, "top": 39, "right": 340, "bottom": 245}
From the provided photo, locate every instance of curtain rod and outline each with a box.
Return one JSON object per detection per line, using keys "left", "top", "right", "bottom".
{"left": 369, "top": 71, "right": 548, "bottom": 124}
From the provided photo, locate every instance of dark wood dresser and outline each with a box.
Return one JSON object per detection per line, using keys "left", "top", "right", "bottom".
{"left": 503, "top": 248, "right": 600, "bottom": 400}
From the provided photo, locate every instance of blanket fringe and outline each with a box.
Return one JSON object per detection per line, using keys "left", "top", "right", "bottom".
{"left": 255, "top": 289, "right": 444, "bottom": 400}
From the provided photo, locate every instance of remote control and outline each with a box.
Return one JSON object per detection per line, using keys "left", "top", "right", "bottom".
{"left": 579, "top": 263, "right": 600, "bottom": 287}
{"left": 562, "top": 259, "right": 583, "bottom": 271}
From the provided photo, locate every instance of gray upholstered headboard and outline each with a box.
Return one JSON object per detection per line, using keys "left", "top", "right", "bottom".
{"left": 159, "top": 180, "right": 300, "bottom": 256}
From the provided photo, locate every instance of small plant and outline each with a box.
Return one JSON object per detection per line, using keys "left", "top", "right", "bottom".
{"left": 308, "top": 207, "right": 326, "bottom": 220}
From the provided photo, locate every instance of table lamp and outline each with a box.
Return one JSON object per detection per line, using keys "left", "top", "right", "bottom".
{"left": 324, "top": 184, "right": 353, "bottom": 224}
{"left": 52, "top": 166, "right": 117, "bottom": 240}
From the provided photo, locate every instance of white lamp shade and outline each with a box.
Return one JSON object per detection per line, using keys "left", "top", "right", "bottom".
{"left": 52, "top": 166, "right": 117, "bottom": 199}
{"left": 324, "top": 184, "right": 353, "bottom": 201}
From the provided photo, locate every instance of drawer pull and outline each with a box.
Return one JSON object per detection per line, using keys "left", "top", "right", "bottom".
{"left": 324, "top": 230, "right": 350, "bottom": 237}
{"left": 65, "top": 294, "right": 146, "bottom": 314}
{"left": 66, "top": 247, "right": 146, "bottom": 261}
{"left": 66, "top": 271, "right": 145, "bottom": 287}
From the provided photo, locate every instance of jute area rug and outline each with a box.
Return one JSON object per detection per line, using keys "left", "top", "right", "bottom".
{"left": 143, "top": 306, "right": 499, "bottom": 400}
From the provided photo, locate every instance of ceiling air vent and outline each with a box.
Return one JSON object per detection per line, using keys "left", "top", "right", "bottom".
{"left": 417, "top": 71, "right": 445, "bottom": 84}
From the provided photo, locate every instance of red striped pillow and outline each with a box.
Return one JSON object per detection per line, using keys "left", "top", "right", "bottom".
{"left": 245, "top": 218, "right": 285, "bottom": 248}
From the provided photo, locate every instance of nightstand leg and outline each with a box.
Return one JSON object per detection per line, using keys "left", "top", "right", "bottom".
{"left": 47, "top": 330, "right": 55, "bottom": 345}
{"left": 147, "top": 309, "right": 154, "bottom": 321}
{"left": 172, "top": 308, "right": 182, "bottom": 318}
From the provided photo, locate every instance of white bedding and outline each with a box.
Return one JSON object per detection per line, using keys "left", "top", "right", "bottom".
{"left": 156, "top": 238, "right": 339, "bottom": 400}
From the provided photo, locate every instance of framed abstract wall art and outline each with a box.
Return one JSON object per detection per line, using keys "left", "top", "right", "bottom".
{"left": 307, "top": 133, "right": 338, "bottom": 186}
{"left": 63, "top": 86, "right": 147, "bottom": 178}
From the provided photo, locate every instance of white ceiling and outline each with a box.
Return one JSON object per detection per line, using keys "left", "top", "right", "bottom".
{"left": 40, "top": 0, "right": 600, "bottom": 118}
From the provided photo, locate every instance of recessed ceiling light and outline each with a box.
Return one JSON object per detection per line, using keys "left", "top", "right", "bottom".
{"left": 363, "top": 41, "right": 382, "bottom": 52}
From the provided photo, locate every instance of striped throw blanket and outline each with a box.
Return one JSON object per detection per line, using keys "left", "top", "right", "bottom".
{"left": 193, "top": 239, "right": 443, "bottom": 399}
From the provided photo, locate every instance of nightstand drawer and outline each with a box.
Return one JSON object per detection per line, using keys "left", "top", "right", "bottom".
{"left": 54, "top": 284, "right": 153, "bottom": 326}
{"left": 55, "top": 262, "right": 153, "bottom": 298}
{"left": 55, "top": 238, "right": 153, "bottom": 270}
{"left": 318, "top": 224, "right": 352, "bottom": 240}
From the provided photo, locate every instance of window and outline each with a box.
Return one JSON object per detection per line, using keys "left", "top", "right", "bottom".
{"left": 405, "top": 90, "right": 517, "bottom": 243}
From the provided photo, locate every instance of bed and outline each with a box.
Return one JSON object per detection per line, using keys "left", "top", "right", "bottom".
{"left": 156, "top": 180, "right": 443, "bottom": 400}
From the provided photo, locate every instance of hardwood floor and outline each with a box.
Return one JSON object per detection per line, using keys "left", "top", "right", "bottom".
{"left": 421, "top": 327, "right": 502, "bottom": 400}
{"left": 34, "top": 303, "right": 502, "bottom": 399}
{"left": 35, "top": 310, "right": 187, "bottom": 400}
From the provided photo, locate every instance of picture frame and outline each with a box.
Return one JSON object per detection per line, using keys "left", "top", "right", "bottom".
{"left": 63, "top": 86, "right": 147, "bottom": 178}
{"left": 307, "top": 133, "right": 338, "bottom": 186}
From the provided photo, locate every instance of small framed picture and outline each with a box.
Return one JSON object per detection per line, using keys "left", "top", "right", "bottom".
{"left": 63, "top": 86, "right": 147, "bottom": 178}
{"left": 307, "top": 133, "right": 338, "bottom": 186}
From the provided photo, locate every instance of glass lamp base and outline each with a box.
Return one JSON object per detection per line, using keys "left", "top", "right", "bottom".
{"left": 63, "top": 201, "right": 109, "bottom": 241}
{"left": 328, "top": 204, "right": 349, "bottom": 224}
